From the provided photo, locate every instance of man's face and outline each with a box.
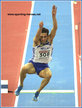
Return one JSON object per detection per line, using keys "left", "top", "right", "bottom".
{"left": 40, "top": 33, "right": 48, "bottom": 44}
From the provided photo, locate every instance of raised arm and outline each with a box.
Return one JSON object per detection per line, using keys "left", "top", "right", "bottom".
{"left": 50, "top": 5, "right": 57, "bottom": 41}
{"left": 33, "top": 21, "right": 43, "bottom": 46}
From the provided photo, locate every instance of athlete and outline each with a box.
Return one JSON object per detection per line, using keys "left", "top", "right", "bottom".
{"left": 15, "top": 5, "right": 57, "bottom": 101}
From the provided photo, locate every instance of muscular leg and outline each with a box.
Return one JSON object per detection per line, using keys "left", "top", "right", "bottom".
{"left": 20, "top": 63, "right": 36, "bottom": 87}
{"left": 37, "top": 68, "right": 52, "bottom": 93}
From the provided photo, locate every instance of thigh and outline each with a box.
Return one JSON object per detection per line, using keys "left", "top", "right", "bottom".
{"left": 22, "top": 63, "right": 36, "bottom": 74}
{"left": 39, "top": 68, "right": 52, "bottom": 78}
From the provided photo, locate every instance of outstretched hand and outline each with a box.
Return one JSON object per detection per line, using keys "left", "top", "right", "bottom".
{"left": 52, "top": 5, "right": 57, "bottom": 17}
{"left": 39, "top": 21, "right": 43, "bottom": 29}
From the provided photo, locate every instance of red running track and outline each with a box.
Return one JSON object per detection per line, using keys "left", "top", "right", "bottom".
{"left": 1, "top": 1, "right": 32, "bottom": 107}
{"left": 73, "top": 1, "right": 81, "bottom": 107}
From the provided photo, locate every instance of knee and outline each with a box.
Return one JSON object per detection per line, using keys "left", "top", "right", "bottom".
{"left": 48, "top": 72, "right": 52, "bottom": 79}
{"left": 20, "top": 66, "right": 27, "bottom": 75}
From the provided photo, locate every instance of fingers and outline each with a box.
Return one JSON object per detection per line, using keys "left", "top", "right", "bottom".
{"left": 52, "top": 5, "right": 57, "bottom": 16}
{"left": 52, "top": 5, "right": 57, "bottom": 10}
{"left": 39, "top": 21, "right": 43, "bottom": 28}
{"left": 53, "top": 5, "right": 55, "bottom": 9}
{"left": 52, "top": 5, "right": 57, "bottom": 12}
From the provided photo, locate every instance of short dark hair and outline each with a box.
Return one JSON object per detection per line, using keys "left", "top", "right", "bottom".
{"left": 42, "top": 27, "right": 49, "bottom": 35}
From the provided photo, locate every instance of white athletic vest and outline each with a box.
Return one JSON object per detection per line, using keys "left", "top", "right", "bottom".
{"left": 32, "top": 42, "right": 53, "bottom": 63}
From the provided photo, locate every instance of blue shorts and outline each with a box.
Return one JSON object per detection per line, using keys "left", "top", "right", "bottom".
{"left": 29, "top": 60, "right": 49, "bottom": 75}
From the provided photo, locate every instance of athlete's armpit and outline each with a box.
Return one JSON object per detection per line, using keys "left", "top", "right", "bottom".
{"left": 50, "top": 26, "right": 57, "bottom": 40}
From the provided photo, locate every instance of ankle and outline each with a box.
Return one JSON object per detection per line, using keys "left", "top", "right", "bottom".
{"left": 20, "top": 85, "right": 23, "bottom": 87}
{"left": 35, "top": 91, "right": 39, "bottom": 98}
{"left": 37, "top": 90, "right": 40, "bottom": 93}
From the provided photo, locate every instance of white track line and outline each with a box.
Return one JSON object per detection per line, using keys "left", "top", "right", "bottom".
{"left": 14, "top": 1, "right": 35, "bottom": 107}
{"left": 71, "top": 1, "right": 78, "bottom": 107}
{"left": 20, "top": 90, "right": 74, "bottom": 93}
{"left": 1, "top": 80, "right": 8, "bottom": 85}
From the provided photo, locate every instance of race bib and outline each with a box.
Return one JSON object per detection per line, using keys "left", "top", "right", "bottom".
{"left": 39, "top": 50, "right": 50, "bottom": 59}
